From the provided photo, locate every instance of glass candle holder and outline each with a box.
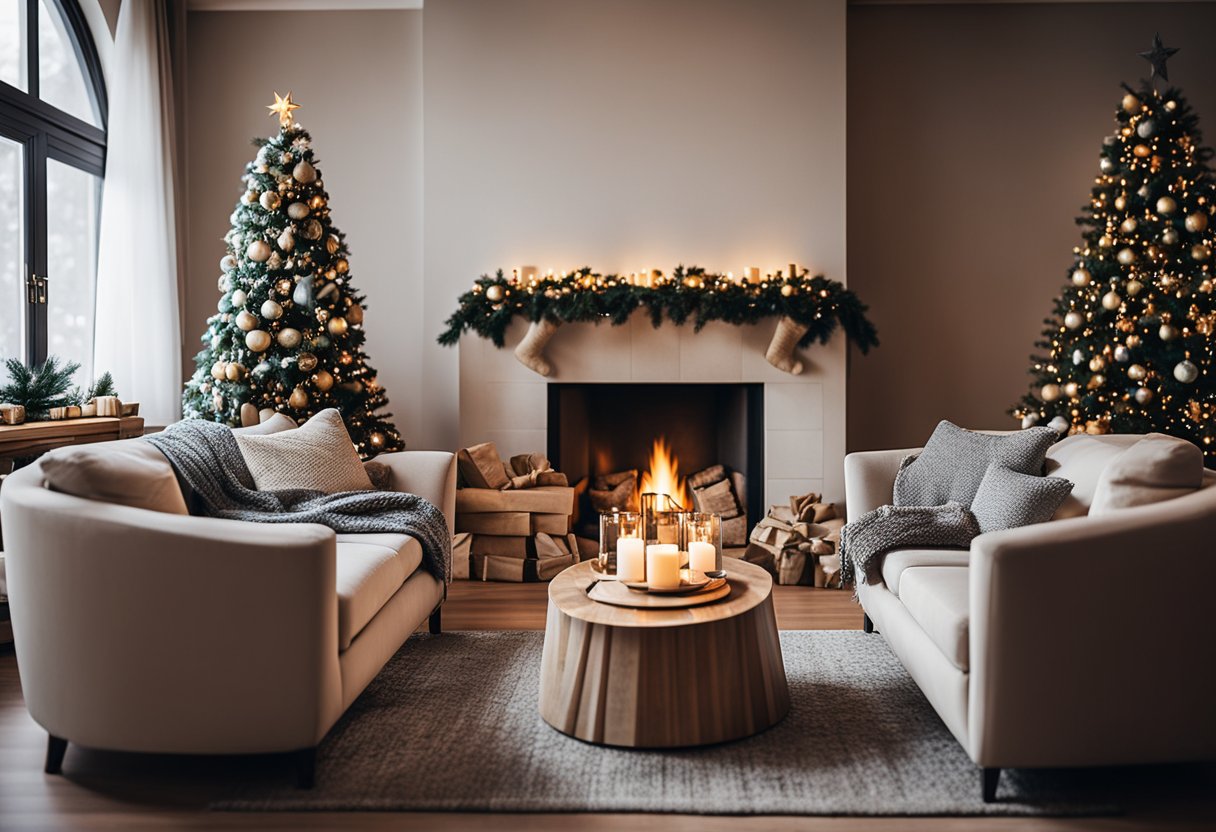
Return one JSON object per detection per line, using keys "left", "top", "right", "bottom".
{"left": 686, "top": 512, "right": 723, "bottom": 577}
{"left": 601, "top": 511, "right": 644, "bottom": 581}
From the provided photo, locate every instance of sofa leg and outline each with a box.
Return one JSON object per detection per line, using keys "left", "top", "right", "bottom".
{"left": 45, "top": 734, "right": 67, "bottom": 775}
{"left": 429, "top": 606, "right": 442, "bottom": 635}
{"left": 863, "top": 613, "right": 875, "bottom": 634}
{"left": 982, "top": 767, "right": 1001, "bottom": 803}
{"left": 295, "top": 747, "right": 317, "bottom": 789}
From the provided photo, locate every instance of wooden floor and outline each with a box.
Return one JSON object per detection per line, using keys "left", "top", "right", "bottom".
{"left": 1, "top": 582, "right": 1213, "bottom": 831}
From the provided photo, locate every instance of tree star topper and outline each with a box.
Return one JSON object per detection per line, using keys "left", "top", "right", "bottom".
{"left": 267, "top": 91, "right": 301, "bottom": 127}
{"left": 1139, "top": 33, "right": 1179, "bottom": 83}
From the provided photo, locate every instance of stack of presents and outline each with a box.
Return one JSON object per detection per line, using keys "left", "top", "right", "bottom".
{"left": 744, "top": 491, "right": 845, "bottom": 587}
{"left": 452, "top": 442, "right": 580, "bottom": 582}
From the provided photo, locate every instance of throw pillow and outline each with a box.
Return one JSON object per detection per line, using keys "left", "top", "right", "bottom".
{"left": 893, "top": 420, "right": 1059, "bottom": 508}
{"left": 364, "top": 460, "right": 393, "bottom": 490}
{"left": 1089, "top": 433, "right": 1204, "bottom": 516}
{"left": 233, "top": 412, "right": 297, "bottom": 436}
{"left": 970, "top": 463, "right": 1074, "bottom": 534}
{"left": 41, "top": 440, "right": 189, "bottom": 515}
{"left": 234, "top": 408, "right": 373, "bottom": 493}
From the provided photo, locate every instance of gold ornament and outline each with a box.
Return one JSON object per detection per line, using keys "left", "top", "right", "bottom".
{"left": 1071, "top": 268, "right": 1092, "bottom": 287}
{"left": 1101, "top": 290, "right": 1122, "bottom": 310}
{"left": 1157, "top": 196, "right": 1178, "bottom": 215}
{"left": 1063, "top": 381, "right": 1080, "bottom": 399}
{"left": 1114, "top": 195, "right": 1127, "bottom": 211}
{"left": 259, "top": 191, "right": 281, "bottom": 211}
{"left": 277, "top": 228, "right": 295, "bottom": 253}
{"left": 298, "top": 352, "right": 318, "bottom": 371}
{"left": 1132, "top": 144, "right": 1151, "bottom": 158}
{"left": 327, "top": 316, "right": 349, "bottom": 336}
{"left": 1159, "top": 323, "right": 1178, "bottom": 341}
{"left": 1192, "top": 244, "right": 1211, "bottom": 262}
{"left": 1126, "top": 334, "right": 1141, "bottom": 348}
{"left": 276, "top": 278, "right": 293, "bottom": 295}
{"left": 1089, "top": 356, "right": 1106, "bottom": 372}
{"left": 287, "top": 202, "right": 309, "bottom": 220}
{"left": 1128, "top": 364, "right": 1147, "bottom": 381}
{"left": 293, "top": 161, "right": 317, "bottom": 184}
{"left": 1162, "top": 228, "right": 1179, "bottom": 246}
{"left": 236, "top": 310, "right": 259, "bottom": 332}
{"left": 1121, "top": 93, "right": 1140, "bottom": 113}
{"left": 267, "top": 91, "right": 300, "bottom": 126}
{"left": 1126, "top": 279, "right": 1143, "bottom": 296}
{"left": 346, "top": 304, "right": 364, "bottom": 325}
{"left": 210, "top": 361, "right": 226, "bottom": 381}
{"left": 246, "top": 240, "right": 271, "bottom": 263}
{"left": 1098, "top": 234, "right": 1113, "bottom": 248}
{"left": 369, "top": 431, "right": 386, "bottom": 449}
{"left": 277, "top": 327, "right": 302, "bottom": 348}
{"left": 309, "top": 194, "right": 326, "bottom": 209}
{"left": 1119, "top": 217, "right": 1137, "bottom": 233}
{"left": 326, "top": 235, "right": 340, "bottom": 255}
{"left": 313, "top": 369, "right": 334, "bottom": 391}
{"left": 1040, "top": 383, "right": 1061, "bottom": 402}
{"left": 301, "top": 219, "right": 323, "bottom": 240}
{"left": 335, "top": 258, "right": 349, "bottom": 274}
{"left": 288, "top": 386, "right": 309, "bottom": 408}
{"left": 485, "top": 284, "right": 505, "bottom": 302}
{"left": 780, "top": 283, "right": 794, "bottom": 297}
{"left": 1116, "top": 247, "right": 1136, "bottom": 265}
{"left": 1064, "top": 310, "right": 1084, "bottom": 330}
{"left": 245, "top": 330, "right": 272, "bottom": 352}
{"left": 260, "top": 300, "right": 283, "bottom": 320}
{"left": 225, "top": 362, "right": 246, "bottom": 381}
{"left": 1134, "top": 386, "right": 1153, "bottom": 404}
{"left": 1186, "top": 213, "right": 1209, "bottom": 233}
{"left": 1087, "top": 374, "right": 1105, "bottom": 390}
{"left": 213, "top": 392, "right": 224, "bottom": 411}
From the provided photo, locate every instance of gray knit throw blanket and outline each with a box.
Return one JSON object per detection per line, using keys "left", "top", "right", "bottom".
{"left": 145, "top": 419, "right": 451, "bottom": 585}
{"left": 839, "top": 502, "right": 979, "bottom": 588}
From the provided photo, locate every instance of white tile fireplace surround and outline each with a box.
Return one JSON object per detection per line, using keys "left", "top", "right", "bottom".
{"left": 459, "top": 311, "right": 847, "bottom": 505}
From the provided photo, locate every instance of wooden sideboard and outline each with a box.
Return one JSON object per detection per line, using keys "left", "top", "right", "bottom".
{"left": 0, "top": 416, "right": 145, "bottom": 471}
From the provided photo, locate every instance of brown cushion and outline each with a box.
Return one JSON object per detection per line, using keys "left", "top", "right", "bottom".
{"left": 40, "top": 440, "right": 189, "bottom": 514}
{"left": 234, "top": 408, "right": 373, "bottom": 493}
{"left": 1089, "top": 434, "right": 1204, "bottom": 516}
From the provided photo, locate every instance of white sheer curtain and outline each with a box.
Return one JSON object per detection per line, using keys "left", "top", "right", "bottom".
{"left": 93, "top": 1, "right": 181, "bottom": 427}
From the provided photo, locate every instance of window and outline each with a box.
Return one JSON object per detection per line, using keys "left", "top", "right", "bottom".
{"left": 0, "top": 0, "right": 105, "bottom": 381}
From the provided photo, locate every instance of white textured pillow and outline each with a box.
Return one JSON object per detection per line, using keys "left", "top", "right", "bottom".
{"left": 1089, "top": 434, "right": 1203, "bottom": 516}
{"left": 235, "top": 408, "right": 373, "bottom": 493}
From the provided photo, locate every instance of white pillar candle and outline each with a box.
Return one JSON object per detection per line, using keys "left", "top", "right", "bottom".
{"left": 688, "top": 541, "right": 717, "bottom": 574}
{"left": 617, "top": 537, "right": 646, "bottom": 582}
{"left": 746, "top": 266, "right": 761, "bottom": 284}
{"left": 646, "top": 543, "right": 681, "bottom": 589}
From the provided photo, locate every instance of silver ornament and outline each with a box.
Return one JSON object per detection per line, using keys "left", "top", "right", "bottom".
{"left": 1174, "top": 360, "right": 1199, "bottom": 383}
{"left": 287, "top": 202, "right": 309, "bottom": 220}
{"left": 1134, "top": 386, "right": 1153, "bottom": 404}
{"left": 1099, "top": 158, "right": 1116, "bottom": 174}
{"left": 1114, "top": 345, "right": 1130, "bottom": 363}
{"left": 1064, "top": 311, "right": 1084, "bottom": 330}
{"left": 1136, "top": 119, "right": 1154, "bottom": 138}
{"left": 1072, "top": 349, "right": 1085, "bottom": 366}
{"left": 293, "top": 275, "right": 314, "bottom": 307}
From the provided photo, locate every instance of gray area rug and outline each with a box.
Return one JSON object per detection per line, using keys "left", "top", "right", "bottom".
{"left": 215, "top": 631, "right": 1119, "bottom": 815}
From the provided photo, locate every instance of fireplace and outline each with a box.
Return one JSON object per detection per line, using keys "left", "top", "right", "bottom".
{"left": 547, "top": 383, "right": 764, "bottom": 542}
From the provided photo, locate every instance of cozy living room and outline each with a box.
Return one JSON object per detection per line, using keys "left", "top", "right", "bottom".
{"left": 1, "top": 0, "right": 1215, "bottom": 829}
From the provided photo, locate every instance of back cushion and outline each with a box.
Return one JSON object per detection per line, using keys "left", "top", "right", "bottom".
{"left": 40, "top": 440, "right": 189, "bottom": 515}
{"left": 233, "top": 412, "right": 297, "bottom": 436}
{"left": 1089, "top": 434, "right": 1204, "bottom": 516}
{"left": 1044, "top": 433, "right": 1143, "bottom": 518}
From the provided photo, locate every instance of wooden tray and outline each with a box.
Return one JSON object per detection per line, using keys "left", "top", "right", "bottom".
{"left": 588, "top": 577, "right": 730, "bottom": 609}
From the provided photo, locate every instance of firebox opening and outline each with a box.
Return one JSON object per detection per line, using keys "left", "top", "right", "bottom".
{"left": 547, "top": 383, "right": 764, "bottom": 546}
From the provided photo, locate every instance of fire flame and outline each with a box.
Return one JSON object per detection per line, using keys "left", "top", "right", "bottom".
{"left": 638, "top": 436, "right": 688, "bottom": 508}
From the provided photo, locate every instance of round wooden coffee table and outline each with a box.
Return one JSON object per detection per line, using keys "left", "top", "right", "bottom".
{"left": 539, "top": 558, "right": 789, "bottom": 748}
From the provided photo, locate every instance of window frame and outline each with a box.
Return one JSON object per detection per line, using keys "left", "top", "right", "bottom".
{"left": 0, "top": 0, "right": 106, "bottom": 367}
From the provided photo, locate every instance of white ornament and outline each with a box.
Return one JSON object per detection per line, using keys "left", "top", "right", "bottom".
{"left": 277, "top": 327, "right": 302, "bottom": 348}
{"left": 1071, "top": 268, "right": 1091, "bottom": 287}
{"left": 287, "top": 202, "right": 309, "bottom": 220}
{"left": 1063, "top": 381, "right": 1080, "bottom": 399}
{"left": 1116, "top": 247, "right": 1136, "bottom": 266}
{"left": 1040, "top": 383, "right": 1061, "bottom": 402}
{"left": 277, "top": 228, "right": 295, "bottom": 252}
{"left": 1174, "top": 360, "right": 1199, "bottom": 383}
{"left": 1159, "top": 324, "right": 1178, "bottom": 341}
{"left": 1156, "top": 196, "right": 1177, "bottom": 215}
{"left": 220, "top": 254, "right": 237, "bottom": 273}
{"left": 231, "top": 289, "right": 247, "bottom": 308}
{"left": 292, "top": 161, "right": 317, "bottom": 184}
{"left": 260, "top": 191, "right": 281, "bottom": 211}
{"left": 1048, "top": 416, "right": 1071, "bottom": 434}
{"left": 1128, "top": 364, "right": 1147, "bottom": 381}
{"left": 261, "top": 300, "right": 283, "bottom": 320}
{"left": 1102, "top": 290, "right": 1122, "bottom": 310}
{"left": 253, "top": 361, "right": 271, "bottom": 375}
{"left": 1114, "top": 345, "right": 1130, "bottom": 363}
{"left": 246, "top": 240, "right": 271, "bottom": 263}
{"left": 1072, "top": 349, "right": 1085, "bottom": 365}
{"left": 1064, "top": 311, "right": 1084, "bottom": 330}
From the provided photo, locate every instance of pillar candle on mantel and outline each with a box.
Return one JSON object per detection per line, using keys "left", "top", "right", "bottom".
{"left": 788, "top": 263, "right": 798, "bottom": 280}
{"left": 646, "top": 543, "right": 681, "bottom": 589}
{"left": 617, "top": 537, "right": 645, "bottom": 582}
{"left": 745, "top": 266, "right": 761, "bottom": 284}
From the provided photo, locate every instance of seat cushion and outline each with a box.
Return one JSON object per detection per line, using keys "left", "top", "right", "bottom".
{"left": 1044, "top": 433, "right": 1142, "bottom": 518}
{"left": 335, "top": 533, "right": 424, "bottom": 650}
{"left": 880, "top": 548, "right": 971, "bottom": 596}
{"left": 899, "top": 566, "right": 970, "bottom": 672}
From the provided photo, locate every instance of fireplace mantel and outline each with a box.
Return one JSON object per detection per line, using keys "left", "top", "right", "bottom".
{"left": 459, "top": 311, "right": 847, "bottom": 503}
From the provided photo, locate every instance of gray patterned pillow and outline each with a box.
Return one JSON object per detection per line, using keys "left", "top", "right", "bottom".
{"left": 893, "top": 421, "right": 1059, "bottom": 508}
{"left": 970, "top": 463, "right": 1074, "bottom": 534}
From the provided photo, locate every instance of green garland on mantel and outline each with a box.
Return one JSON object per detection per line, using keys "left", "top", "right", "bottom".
{"left": 437, "top": 265, "right": 879, "bottom": 353}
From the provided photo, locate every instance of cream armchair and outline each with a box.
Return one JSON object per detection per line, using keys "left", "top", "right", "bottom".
{"left": 845, "top": 437, "right": 1216, "bottom": 802}
{"left": 0, "top": 447, "right": 456, "bottom": 787}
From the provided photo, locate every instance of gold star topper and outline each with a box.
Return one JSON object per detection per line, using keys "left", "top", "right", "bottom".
{"left": 267, "top": 91, "right": 300, "bottom": 127}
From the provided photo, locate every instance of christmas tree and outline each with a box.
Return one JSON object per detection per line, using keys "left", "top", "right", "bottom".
{"left": 1014, "top": 36, "right": 1216, "bottom": 462}
{"left": 183, "top": 93, "right": 403, "bottom": 457}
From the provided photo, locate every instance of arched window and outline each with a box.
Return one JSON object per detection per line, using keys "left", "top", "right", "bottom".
{"left": 0, "top": 0, "right": 106, "bottom": 381}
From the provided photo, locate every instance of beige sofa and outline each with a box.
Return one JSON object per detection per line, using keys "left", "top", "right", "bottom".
{"left": 0, "top": 439, "right": 456, "bottom": 786}
{"left": 844, "top": 433, "right": 1216, "bottom": 802}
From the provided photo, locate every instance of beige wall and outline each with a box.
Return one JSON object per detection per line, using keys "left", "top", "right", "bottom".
{"left": 183, "top": 10, "right": 424, "bottom": 442}
{"left": 423, "top": 0, "right": 849, "bottom": 455}
{"left": 846, "top": 2, "right": 1216, "bottom": 451}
